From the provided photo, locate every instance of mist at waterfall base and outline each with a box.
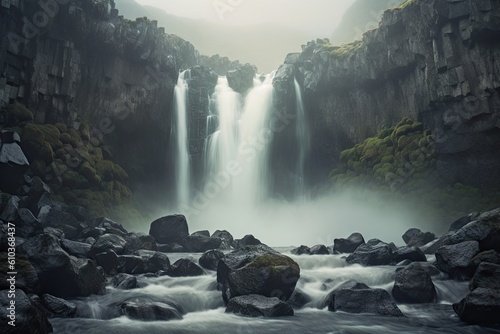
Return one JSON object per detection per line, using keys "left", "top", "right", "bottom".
{"left": 136, "top": 70, "right": 446, "bottom": 248}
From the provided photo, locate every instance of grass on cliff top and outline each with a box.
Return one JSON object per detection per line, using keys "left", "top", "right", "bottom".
{"left": 319, "top": 39, "right": 364, "bottom": 58}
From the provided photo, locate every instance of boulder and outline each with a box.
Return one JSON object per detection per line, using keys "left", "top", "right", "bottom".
{"left": 402, "top": 228, "right": 421, "bottom": 244}
{"left": 212, "top": 230, "right": 234, "bottom": 249}
{"left": 468, "top": 250, "right": 500, "bottom": 269}
{"left": 448, "top": 212, "right": 480, "bottom": 232}
{"left": 453, "top": 288, "right": 500, "bottom": 325}
{"left": 134, "top": 250, "right": 171, "bottom": 273}
{"left": 286, "top": 287, "right": 311, "bottom": 309}
{"left": 60, "top": 239, "right": 91, "bottom": 258}
{"left": 168, "top": 259, "right": 205, "bottom": 277}
{"left": 199, "top": 249, "right": 225, "bottom": 271}
{"left": 392, "top": 246, "right": 427, "bottom": 263}
{"left": 222, "top": 252, "right": 300, "bottom": 303}
{"left": 121, "top": 301, "right": 183, "bottom": 321}
{"left": 0, "top": 253, "right": 40, "bottom": 294}
{"left": 291, "top": 245, "right": 311, "bottom": 255}
{"left": 226, "top": 63, "right": 257, "bottom": 94}
{"left": 407, "top": 231, "right": 436, "bottom": 248}
{"left": 234, "top": 234, "right": 262, "bottom": 248}
{"left": 392, "top": 262, "right": 437, "bottom": 303}
{"left": 333, "top": 232, "right": 365, "bottom": 253}
{"left": 469, "top": 262, "right": 500, "bottom": 291}
{"left": 226, "top": 294, "right": 294, "bottom": 317}
{"left": 346, "top": 239, "right": 395, "bottom": 266}
{"left": 16, "top": 208, "right": 43, "bottom": 238}
{"left": 18, "top": 234, "right": 106, "bottom": 298}
{"left": 192, "top": 230, "right": 210, "bottom": 237}
{"left": 310, "top": 244, "right": 329, "bottom": 255}
{"left": 435, "top": 241, "right": 480, "bottom": 279}
{"left": 124, "top": 233, "right": 157, "bottom": 253}
{"left": 420, "top": 235, "right": 451, "bottom": 254}
{"left": 181, "top": 235, "right": 222, "bottom": 252}
{"left": 149, "top": 215, "right": 189, "bottom": 244}
{"left": 39, "top": 208, "right": 82, "bottom": 240}
{"left": 328, "top": 287, "right": 404, "bottom": 317}
{"left": 0, "top": 196, "right": 21, "bottom": 222}
{"left": 156, "top": 243, "right": 187, "bottom": 253}
{"left": 322, "top": 280, "right": 369, "bottom": 309}
{"left": 109, "top": 273, "right": 139, "bottom": 290}
{"left": 89, "top": 234, "right": 127, "bottom": 257}
{"left": 40, "top": 294, "right": 77, "bottom": 317}
{"left": 0, "top": 289, "right": 53, "bottom": 334}
{"left": 94, "top": 250, "right": 119, "bottom": 275}
{"left": 448, "top": 208, "right": 500, "bottom": 252}
{"left": 117, "top": 255, "right": 147, "bottom": 275}
{"left": 86, "top": 217, "right": 128, "bottom": 236}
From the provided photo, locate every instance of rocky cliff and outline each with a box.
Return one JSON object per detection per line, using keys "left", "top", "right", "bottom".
{"left": 273, "top": 0, "right": 500, "bottom": 191}
{"left": 0, "top": 0, "right": 199, "bottom": 197}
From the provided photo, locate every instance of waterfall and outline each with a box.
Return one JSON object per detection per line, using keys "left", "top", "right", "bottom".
{"left": 202, "top": 74, "right": 275, "bottom": 206}
{"left": 173, "top": 70, "right": 190, "bottom": 207}
{"left": 294, "top": 78, "right": 310, "bottom": 196}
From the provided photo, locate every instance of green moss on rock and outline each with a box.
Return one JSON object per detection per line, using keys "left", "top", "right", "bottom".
{"left": 7, "top": 103, "right": 34, "bottom": 125}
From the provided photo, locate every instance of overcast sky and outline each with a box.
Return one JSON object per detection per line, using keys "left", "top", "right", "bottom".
{"left": 135, "top": 0, "right": 355, "bottom": 36}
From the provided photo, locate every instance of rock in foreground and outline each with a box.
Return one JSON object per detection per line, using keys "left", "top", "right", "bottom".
{"left": 226, "top": 294, "right": 294, "bottom": 317}
{"left": 329, "top": 288, "right": 404, "bottom": 317}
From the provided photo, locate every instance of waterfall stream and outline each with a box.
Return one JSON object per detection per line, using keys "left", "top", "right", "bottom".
{"left": 294, "top": 78, "right": 310, "bottom": 197}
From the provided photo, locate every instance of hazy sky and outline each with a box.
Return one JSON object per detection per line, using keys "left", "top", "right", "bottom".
{"left": 135, "top": 0, "right": 355, "bottom": 36}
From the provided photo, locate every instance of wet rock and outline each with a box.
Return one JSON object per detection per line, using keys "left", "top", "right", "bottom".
{"left": 192, "top": 230, "right": 210, "bottom": 237}
{"left": 291, "top": 245, "right": 311, "bottom": 255}
{"left": 226, "top": 294, "right": 294, "bottom": 317}
{"left": 328, "top": 287, "right": 404, "bottom": 317}
{"left": 469, "top": 262, "right": 500, "bottom": 291}
{"left": 89, "top": 234, "right": 127, "bottom": 257}
{"left": 212, "top": 230, "right": 234, "bottom": 249}
{"left": 407, "top": 231, "right": 436, "bottom": 248}
{"left": 435, "top": 241, "right": 480, "bottom": 279}
{"left": 346, "top": 239, "right": 395, "bottom": 266}
{"left": 121, "top": 301, "right": 183, "bottom": 321}
{"left": 94, "top": 250, "right": 119, "bottom": 275}
{"left": 60, "top": 239, "right": 91, "bottom": 258}
{"left": 226, "top": 63, "right": 257, "bottom": 94}
{"left": 448, "top": 208, "right": 500, "bottom": 252}
{"left": 109, "top": 273, "right": 138, "bottom": 290}
{"left": 181, "top": 235, "right": 222, "bottom": 252}
{"left": 286, "top": 287, "right": 311, "bottom": 309}
{"left": 39, "top": 208, "right": 82, "bottom": 240}
{"left": 333, "top": 232, "right": 365, "bottom": 253}
{"left": 124, "top": 233, "right": 157, "bottom": 253}
{"left": 0, "top": 289, "right": 53, "bottom": 334}
{"left": 310, "top": 244, "right": 329, "bottom": 255}
{"left": 234, "top": 234, "right": 262, "bottom": 248}
{"left": 468, "top": 250, "right": 500, "bottom": 269}
{"left": 86, "top": 217, "right": 128, "bottom": 237}
{"left": 420, "top": 235, "right": 451, "bottom": 254}
{"left": 149, "top": 215, "right": 189, "bottom": 244}
{"left": 0, "top": 253, "right": 40, "bottom": 294}
{"left": 392, "top": 262, "right": 437, "bottom": 303}
{"left": 16, "top": 208, "right": 42, "bottom": 238}
{"left": 117, "top": 255, "right": 147, "bottom": 275}
{"left": 0, "top": 196, "right": 21, "bottom": 222}
{"left": 392, "top": 246, "right": 427, "bottom": 264}
{"left": 402, "top": 228, "right": 421, "bottom": 244}
{"left": 453, "top": 288, "right": 500, "bottom": 326}
{"left": 448, "top": 212, "right": 481, "bottom": 232}
{"left": 322, "top": 280, "right": 369, "bottom": 309}
{"left": 43, "top": 227, "right": 65, "bottom": 239}
{"left": 40, "top": 294, "right": 77, "bottom": 318}
{"left": 168, "top": 259, "right": 205, "bottom": 277}
{"left": 199, "top": 249, "right": 225, "bottom": 271}
{"left": 18, "top": 233, "right": 105, "bottom": 298}
{"left": 134, "top": 250, "right": 171, "bottom": 273}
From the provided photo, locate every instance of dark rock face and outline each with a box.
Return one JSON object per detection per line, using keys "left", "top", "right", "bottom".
{"left": 328, "top": 288, "right": 404, "bottom": 317}
{"left": 226, "top": 64, "right": 257, "bottom": 94}
{"left": 226, "top": 294, "right": 294, "bottom": 317}
{"left": 60, "top": 239, "right": 91, "bottom": 258}
{"left": 453, "top": 288, "right": 500, "bottom": 326}
{"left": 447, "top": 209, "right": 500, "bottom": 252}
{"left": 272, "top": 0, "right": 500, "bottom": 190}
{"left": 121, "top": 301, "right": 183, "bottom": 321}
{"left": 435, "top": 241, "right": 480, "bottom": 279}
{"left": 40, "top": 208, "right": 82, "bottom": 240}
{"left": 192, "top": 230, "right": 210, "bottom": 237}
{"left": 181, "top": 235, "right": 222, "bottom": 253}
{"left": 89, "top": 234, "right": 127, "bottom": 257}
{"left": 40, "top": 294, "right": 77, "bottom": 318}
{"left": 234, "top": 234, "right": 262, "bottom": 248}
{"left": 199, "top": 250, "right": 225, "bottom": 271}
{"left": 109, "top": 273, "right": 139, "bottom": 290}
{"left": 117, "top": 255, "right": 147, "bottom": 275}
{"left": 333, "top": 233, "right": 365, "bottom": 253}
{"left": 167, "top": 259, "right": 205, "bottom": 277}
{"left": 287, "top": 288, "right": 312, "bottom": 309}
{"left": 310, "top": 244, "right": 330, "bottom": 255}
{"left": 0, "top": 289, "right": 53, "bottom": 334}
{"left": 0, "top": 1, "right": 199, "bottom": 194}
{"left": 469, "top": 262, "right": 500, "bottom": 291}
{"left": 149, "top": 215, "right": 189, "bottom": 244}
{"left": 133, "top": 250, "right": 171, "bottom": 273}
{"left": 392, "top": 262, "right": 437, "bottom": 303}
{"left": 0, "top": 253, "right": 40, "bottom": 294}
{"left": 18, "top": 233, "right": 105, "bottom": 298}
{"left": 323, "top": 280, "right": 370, "bottom": 310}
{"left": 407, "top": 232, "right": 436, "bottom": 248}
{"left": 291, "top": 245, "right": 311, "bottom": 255}
{"left": 94, "top": 250, "right": 119, "bottom": 275}
{"left": 124, "top": 233, "right": 157, "bottom": 253}
{"left": 346, "top": 239, "right": 395, "bottom": 266}
{"left": 402, "top": 228, "right": 422, "bottom": 245}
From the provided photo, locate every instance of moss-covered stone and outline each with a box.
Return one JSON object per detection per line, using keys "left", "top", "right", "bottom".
{"left": 7, "top": 103, "right": 34, "bottom": 125}
{"left": 62, "top": 171, "right": 89, "bottom": 188}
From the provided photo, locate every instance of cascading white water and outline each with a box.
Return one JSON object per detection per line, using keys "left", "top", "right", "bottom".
{"left": 203, "top": 74, "right": 275, "bottom": 205}
{"left": 294, "top": 78, "right": 310, "bottom": 196}
{"left": 173, "top": 71, "right": 190, "bottom": 206}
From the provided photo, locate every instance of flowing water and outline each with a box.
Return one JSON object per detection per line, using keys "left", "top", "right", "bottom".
{"left": 51, "top": 251, "right": 499, "bottom": 334}
{"left": 294, "top": 78, "right": 310, "bottom": 197}
{"left": 173, "top": 70, "right": 191, "bottom": 207}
